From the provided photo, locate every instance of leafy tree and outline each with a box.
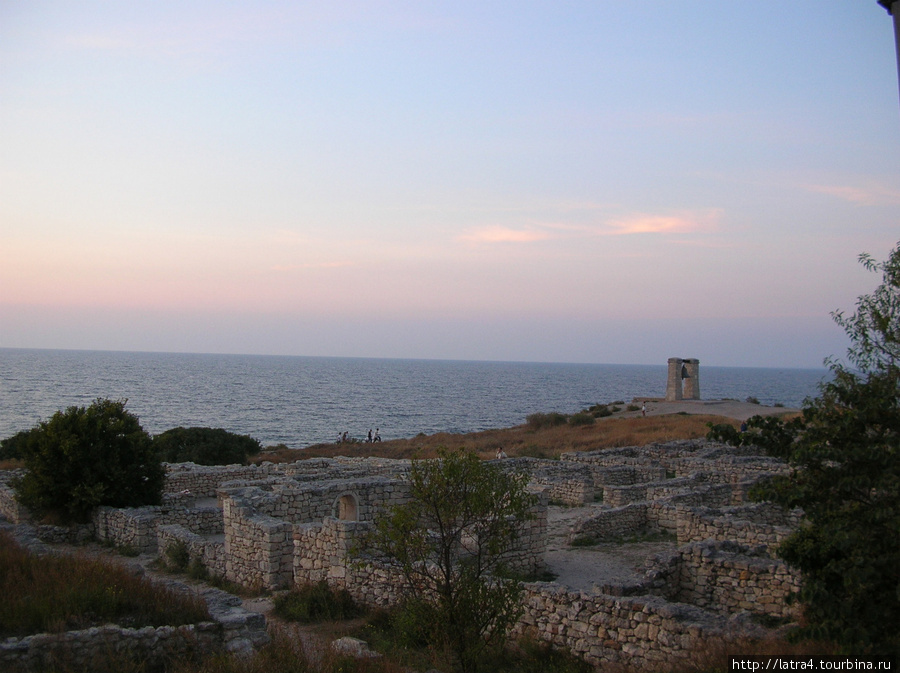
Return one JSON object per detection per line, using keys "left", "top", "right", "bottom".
{"left": 152, "top": 426, "right": 261, "bottom": 465}
{"left": 0, "top": 428, "right": 39, "bottom": 461}
{"left": 12, "top": 398, "right": 164, "bottom": 522}
{"left": 366, "top": 449, "right": 536, "bottom": 672}
{"left": 750, "top": 242, "right": 900, "bottom": 659}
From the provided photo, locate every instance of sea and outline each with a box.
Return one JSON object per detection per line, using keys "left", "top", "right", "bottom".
{"left": 0, "top": 349, "right": 828, "bottom": 448}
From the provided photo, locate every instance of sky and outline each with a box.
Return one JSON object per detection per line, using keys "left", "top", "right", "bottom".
{"left": 1, "top": 1, "right": 899, "bottom": 369}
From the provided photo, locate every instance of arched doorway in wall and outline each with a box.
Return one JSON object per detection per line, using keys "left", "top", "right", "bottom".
{"left": 334, "top": 493, "right": 359, "bottom": 521}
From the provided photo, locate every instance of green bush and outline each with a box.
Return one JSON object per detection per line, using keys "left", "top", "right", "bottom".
{"left": 273, "top": 581, "right": 364, "bottom": 623}
{"left": 164, "top": 539, "right": 191, "bottom": 573}
{"left": 0, "top": 428, "right": 38, "bottom": 461}
{"left": 153, "top": 427, "right": 261, "bottom": 466}
{"left": 588, "top": 404, "right": 612, "bottom": 418}
{"left": 525, "top": 412, "right": 568, "bottom": 429}
{"left": 705, "top": 422, "right": 743, "bottom": 446}
{"left": 568, "top": 411, "right": 595, "bottom": 426}
{"left": 12, "top": 399, "right": 164, "bottom": 522}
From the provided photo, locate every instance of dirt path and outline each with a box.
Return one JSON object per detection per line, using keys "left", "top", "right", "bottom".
{"left": 543, "top": 505, "right": 677, "bottom": 592}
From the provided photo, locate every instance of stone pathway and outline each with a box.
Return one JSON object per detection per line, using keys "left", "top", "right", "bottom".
{"left": 543, "top": 505, "right": 677, "bottom": 592}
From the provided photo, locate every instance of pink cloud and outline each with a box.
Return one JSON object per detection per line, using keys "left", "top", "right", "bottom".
{"left": 603, "top": 209, "right": 723, "bottom": 235}
{"left": 804, "top": 183, "right": 900, "bottom": 206}
{"left": 458, "top": 226, "right": 551, "bottom": 244}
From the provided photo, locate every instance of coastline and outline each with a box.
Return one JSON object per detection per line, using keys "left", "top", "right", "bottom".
{"left": 630, "top": 398, "right": 799, "bottom": 422}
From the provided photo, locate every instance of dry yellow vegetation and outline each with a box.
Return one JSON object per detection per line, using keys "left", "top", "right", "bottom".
{"left": 253, "top": 413, "right": 743, "bottom": 464}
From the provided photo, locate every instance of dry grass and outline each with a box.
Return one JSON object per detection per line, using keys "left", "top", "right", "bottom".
{"left": 0, "top": 529, "right": 210, "bottom": 639}
{"left": 252, "top": 413, "right": 738, "bottom": 464}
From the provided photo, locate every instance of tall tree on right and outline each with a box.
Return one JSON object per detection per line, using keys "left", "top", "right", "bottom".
{"left": 751, "top": 242, "right": 900, "bottom": 659}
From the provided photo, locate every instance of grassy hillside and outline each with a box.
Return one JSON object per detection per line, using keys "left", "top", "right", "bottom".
{"left": 253, "top": 412, "right": 744, "bottom": 463}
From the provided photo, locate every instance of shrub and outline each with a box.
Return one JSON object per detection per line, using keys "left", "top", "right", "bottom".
{"left": 0, "top": 428, "right": 38, "bottom": 461}
{"left": 12, "top": 399, "right": 164, "bottom": 522}
{"left": 706, "top": 421, "right": 742, "bottom": 446}
{"left": 164, "top": 539, "right": 191, "bottom": 573}
{"left": 273, "top": 581, "right": 364, "bottom": 623}
{"left": 588, "top": 404, "right": 612, "bottom": 418}
{"left": 568, "top": 411, "right": 594, "bottom": 426}
{"left": 750, "top": 243, "right": 900, "bottom": 659}
{"left": 525, "top": 412, "right": 568, "bottom": 429}
{"left": 153, "top": 427, "right": 261, "bottom": 466}
{"left": 366, "top": 449, "right": 536, "bottom": 672}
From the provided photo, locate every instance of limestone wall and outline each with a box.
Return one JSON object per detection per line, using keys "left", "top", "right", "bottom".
{"left": 676, "top": 505, "right": 796, "bottom": 554}
{"left": 158, "top": 524, "right": 227, "bottom": 579}
{"left": 570, "top": 503, "right": 649, "bottom": 542}
{"left": 165, "top": 462, "right": 278, "bottom": 498}
{"left": 501, "top": 458, "right": 594, "bottom": 506}
{"left": 0, "top": 622, "right": 222, "bottom": 672}
{"left": 514, "top": 583, "right": 745, "bottom": 670}
{"left": 645, "top": 541, "right": 801, "bottom": 619}
{"left": 223, "top": 496, "right": 294, "bottom": 589}
{"left": 0, "top": 472, "right": 29, "bottom": 524}
{"left": 93, "top": 504, "right": 223, "bottom": 553}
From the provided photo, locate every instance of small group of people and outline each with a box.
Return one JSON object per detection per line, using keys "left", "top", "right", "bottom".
{"left": 336, "top": 428, "right": 380, "bottom": 443}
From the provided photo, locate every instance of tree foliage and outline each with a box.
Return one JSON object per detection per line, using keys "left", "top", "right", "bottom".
{"left": 152, "top": 426, "right": 261, "bottom": 466}
{"left": 12, "top": 398, "right": 165, "bottom": 522}
{"left": 366, "top": 449, "right": 536, "bottom": 672}
{"left": 750, "top": 243, "right": 900, "bottom": 659}
{"left": 0, "top": 428, "right": 39, "bottom": 461}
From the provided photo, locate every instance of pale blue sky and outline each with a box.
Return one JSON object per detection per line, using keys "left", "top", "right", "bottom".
{"left": 1, "top": 1, "right": 899, "bottom": 368}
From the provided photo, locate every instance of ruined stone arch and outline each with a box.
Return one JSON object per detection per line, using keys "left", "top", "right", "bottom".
{"left": 666, "top": 358, "right": 700, "bottom": 401}
{"left": 333, "top": 492, "right": 360, "bottom": 521}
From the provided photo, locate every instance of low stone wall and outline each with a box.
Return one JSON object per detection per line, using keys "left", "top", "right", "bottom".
{"left": 165, "top": 462, "right": 278, "bottom": 498}
{"left": 676, "top": 505, "right": 796, "bottom": 554}
{"left": 603, "top": 484, "right": 649, "bottom": 507}
{"left": 220, "top": 477, "right": 411, "bottom": 526}
{"left": 591, "top": 465, "right": 668, "bottom": 487}
{"left": 93, "top": 504, "right": 224, "bottom": 554}
{"left": 501, "top": 459, "right": 594, "bottom": 506}
{"left": 0, "top": 473, "right": 30, "bottom": 524}
{"left": 0, "top": 522, "right": 269, "bottom": 671}
{"left": 0, "top": 622, "right": 222, "bottom": 672}
{"left": 645, "top": 541, "right": 802, "bottom": 619}
{"left": 223, "top": 496, "right": 294, "bottom": 590}
{"left": 158, "top": 524, "right": 227, "bottom": 579}
{"left": 514, "top": 582, "right": 754, "bottom": 670}
{"left": 570, "top": 503, "right": 650, "bottom": 542}
{"left": 563, "top": 441, "right": 790, "bottom": 490}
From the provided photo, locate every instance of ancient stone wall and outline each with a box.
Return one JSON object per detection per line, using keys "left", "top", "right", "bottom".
{"left": 676, "top": 504, "right": 798, "bottom": 554}
{"left": 513, "top": 582, "right": 752, "bottom": 670}
{"left": 645, "top": 540, "right": 801, "bottom": 619}
{"left": 501, "top": 458, "right": 594, "bottom": 506}
{"left": 570, "top": 503, "right": 649, "bottom": 542}
{"left": 158, "top": 524, "right": 227, "bottom": 579}
{"left": 0, "top": 472, "right": 29, "bottom": 524}
{"left": 93, "top": 504, "right": 223, "bottom": 553}
{"left": 0, "top": 622, "right": 222, "bottom": 672}
{"left": 222, "top": 496, "right": 294, "bottom": 589}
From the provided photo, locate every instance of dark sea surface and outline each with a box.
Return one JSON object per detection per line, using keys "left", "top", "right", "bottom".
{"left": 0, "top": 349, "right": 828, "bottom": 448}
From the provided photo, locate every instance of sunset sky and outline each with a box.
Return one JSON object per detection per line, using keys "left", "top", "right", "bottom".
{"left": 2, "top": 1, "right": 899, "bottom": 368}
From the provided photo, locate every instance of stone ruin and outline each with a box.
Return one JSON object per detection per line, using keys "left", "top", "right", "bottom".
{"left": 667, "top": 357, "right": 700, "bottom": 401}
{"left": 0, "top": 439, "right": 804, "bottom": 671}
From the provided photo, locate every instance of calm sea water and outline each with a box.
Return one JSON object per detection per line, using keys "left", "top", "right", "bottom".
{"left": 0, "top": 349, "right": 827, "bottom": 448}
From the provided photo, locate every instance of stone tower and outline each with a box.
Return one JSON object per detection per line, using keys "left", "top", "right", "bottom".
{"left": 666, "top": 358, "right": 700, "bottom": 401}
